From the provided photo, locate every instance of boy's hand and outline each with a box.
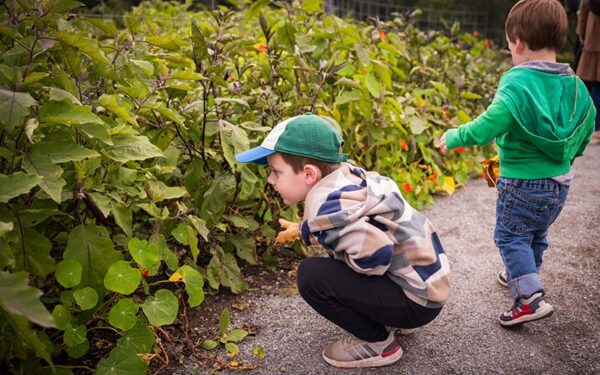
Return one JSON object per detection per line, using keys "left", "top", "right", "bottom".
{"left": 275, "top": 218, "right": 300, "bottom": 244}
{"left": 439, "top": 132, "right": 448, "bottom": 154}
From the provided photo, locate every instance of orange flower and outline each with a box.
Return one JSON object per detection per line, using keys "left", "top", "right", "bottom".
{"left": 379, "top": 31, "right": 387, "bottom": 41}
{"left": 403, "top": 182, "right": 413, "bottom": 193}
{"left": 473, "top": 30, "right": 479, "bottom": 37}
{"left": 254, "top": 42, "right": 267, "bottom": 54}
{"left": 140, "top": 269, "right": 149, "bottom": 278}
{"left": 429, "top": 172, "right": 438, "bottom": 184}
{"left": 484, "top": 40, "right": 492, "bottom": 48}
{"left": 401, "top": 139, "right": 408, "bottom": 151}
{"left": 455, "top": 147, "right": 466, "bottom": 153}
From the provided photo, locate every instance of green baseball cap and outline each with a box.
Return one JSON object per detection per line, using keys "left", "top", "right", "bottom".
{"left": 236, "top": 113, "right": 348, "bottom": 164}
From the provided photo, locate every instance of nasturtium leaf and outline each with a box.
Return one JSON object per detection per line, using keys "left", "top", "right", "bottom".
{"left": 63, "top": 325, "right": 87, "bottom": 347}
{"left": 0, "top": 172, "right": 42, "bottom": 203}
{"left": 51, "top": 304, "right": 72, "bottom": 330}
{"left": 202, "top": 339, "right": 219, "bottom": 350}
{"left": 228, "top": 329, "right": 248, "bottom": 342}
{"left": 73, "top": 287, "right": 98, "bottom": 310}
{"left": 0, "top": 89, "right": 37, "bottom": 132}
{"left": 127, "top": 237, "right": 160, "bottom": 269}
{"left": 252, "top": 345, "right": 266, "bottom": 360}
{"left": 104, "top": 261, "right": 141, "bottom": 295}
{"left": 108, "top": 298, "right": 139, "bottom": 331}
{"left": 179, "top": 265, "right": 204, "bottom": 307}
{"left": 117, "top": 320, "right": 155, "bottom": 353}
{"left": 55, "top": 259, "right": 83, "bottom": 288}
{"left": 65, "top": 338, "right": 89, "bottom": 359}
{"left": 141, "top": 289, "right": 178, "bottom": 327}
{"left": 96, "top": 345, "right": 146, "bottom": 375}
{"left": 0, "top": 271, "right": 55, "bottom": 327}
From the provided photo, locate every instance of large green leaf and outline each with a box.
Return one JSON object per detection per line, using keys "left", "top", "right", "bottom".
{"left": 39, "top": 101, "right": 104, "bottom": 126}
{"left": 0, "top": 89, "right": 37, "bottom": 132}
{"left": 0, "top": 271, "right": 55, "bottom": 327}
{"left": 99, "top": 94, "right": 138, "bottom": 126}
{"left": 112, "top": 203, "right": 132, "bottom": 237}
{"left": 0, "top": 310, "right": 54, "bottom": 365}
{"left": 219, "top": 120, "right": 250, "bottom": 172}
{"left": 103, "top": 135, "right": 163, "bottom": 163}
{"left": 22, "top": 154, "right": 66, "bottom": 203}
{"left": 141, "top": 289, "right": 178, "bottom": 327}
{"left": 364, "top": 73, "right": 382, "bottom": 98}
{"left": 56, "top": 31, "right": 111, "bottom": 66}
{"left": 13, "top": 228, "right": 55, "bottom": 278}
{"left": 191, "top": 18, "right": 209, "bottom": 63}
{"left": 108, "top": 298, "right": 139, "bottom": 331}
{"left": 63, "top": 325, "right": 87, "bottom": 347}
{"left": 104, "top": 261, "right": 141, "bottom": 295}
{"left": 145, "top": 180, "right": 187, "bottom": 202}
{"left": 32, "top": 139, "right": 100, "bottom": 163}
{"left": 0, "top": 172, "right": 42, "bottom": 203}
{"left": 51, "top": 304, "right": 72, "bottom": 330}
{"left": 179, "top": 265, "right": 204, "bottom": 308}
{"left": 63, "top": 224, "right": 122, "bottom": 292}
{"left": 127, "top": 238, "right": 160, "bottom": 270}
{"left": 96, "top": 345, "right": 146, "bottom": 375}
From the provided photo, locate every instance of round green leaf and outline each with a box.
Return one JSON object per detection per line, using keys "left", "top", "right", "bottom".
{"left": 108, "top": 298, "right": 139, "bottom": 331}
{"left": 141, "top": 289, "right": 178, "bottom": 327}
{"left": 104, "top": 261, "right": 141, "bottom": 295}
{"left": 202, "top": 339, "right": 219, "bottom": 350}
{"left": 51, "top": 304, "right": 72, "bottom": 330}
{"left": 228, "top": 329, "right": 248, "bottom": 342}
{"left": 55, "top": 259, "right": 82, "bottom": 288}
{"left": 127, "top": 237, "right": 160, "bottom": 269}
{"left": 73, "top": 287, "right": 98, "bottom": 310}
{"left": 117, "top": 320, "right": 155, "bottom": 354}
{"left": 63, "top": 325, "right": 87, "bottom": 347}
{"left": 179, "top": 265, "right": 204, "bottom": 308}
{"left": 96, "top": 345, "right": 146, "bottom": 375}
{"left": 66, "top": 338, "right": 89, "bottom": 359}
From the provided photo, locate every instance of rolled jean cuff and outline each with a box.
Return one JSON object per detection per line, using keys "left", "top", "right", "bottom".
{"left": 508, "top": 272, "right": 544, "bottom": 300}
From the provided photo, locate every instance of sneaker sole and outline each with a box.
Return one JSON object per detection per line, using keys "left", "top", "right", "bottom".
{"left": 322, "top": 344, "right": 403, "bottom": 368}
{"left": 498, "top": 304, "right": 554, "bottom": 327}
{"left": 497, "top": 272, "right": 508, "bottom": 288}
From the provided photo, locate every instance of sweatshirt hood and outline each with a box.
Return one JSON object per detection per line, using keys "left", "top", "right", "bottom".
{"left": 495, "top": 64, "right": 595, "bottom": 162}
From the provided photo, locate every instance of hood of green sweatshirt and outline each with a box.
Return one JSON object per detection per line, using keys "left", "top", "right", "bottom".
{"left": 495, "top": 66, "right": 595, "bottom": 162}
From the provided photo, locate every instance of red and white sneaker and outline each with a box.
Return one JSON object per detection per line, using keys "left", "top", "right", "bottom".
{"left": 498, "top": 292, "right": 554, "bottom": 327}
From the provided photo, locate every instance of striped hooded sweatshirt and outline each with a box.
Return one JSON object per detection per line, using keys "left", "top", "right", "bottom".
{"left": 299, "top": 163, "right": 450, "bottom": 308}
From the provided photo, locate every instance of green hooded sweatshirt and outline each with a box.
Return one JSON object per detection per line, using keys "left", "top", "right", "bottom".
{"left": 445, "top": 64, "right": 596, "bottom": 179}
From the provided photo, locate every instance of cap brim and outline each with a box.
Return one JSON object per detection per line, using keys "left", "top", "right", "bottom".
{"left": 235, "top": 146, "right": 275, "bottom": 165}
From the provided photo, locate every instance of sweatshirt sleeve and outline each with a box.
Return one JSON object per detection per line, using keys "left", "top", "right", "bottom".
{"left": 445, "top": 99, "right": 515, "bottom": 150}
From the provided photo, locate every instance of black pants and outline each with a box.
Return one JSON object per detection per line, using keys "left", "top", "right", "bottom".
{"left": 297, "top": 257, "right": 442, "bottom": 343}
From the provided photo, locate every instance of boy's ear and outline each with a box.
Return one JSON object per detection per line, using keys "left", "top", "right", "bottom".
{"left": 515, "top": 38, "right": 526, "bottom": 53}
{"left": 303, "top": 164, "right": 322, "bottom": 186}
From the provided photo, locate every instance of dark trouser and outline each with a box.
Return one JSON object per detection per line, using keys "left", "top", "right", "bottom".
{"left": 296, "top": 257, "right": 442, "bottom": 343}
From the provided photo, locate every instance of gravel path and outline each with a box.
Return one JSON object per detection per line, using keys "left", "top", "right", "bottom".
{"left": 189, "top": 144, "right": 600, "bottom": 374}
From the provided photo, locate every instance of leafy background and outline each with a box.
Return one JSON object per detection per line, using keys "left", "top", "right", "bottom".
{"left": 0, "top": 0, "right": 508, "bottom": 373}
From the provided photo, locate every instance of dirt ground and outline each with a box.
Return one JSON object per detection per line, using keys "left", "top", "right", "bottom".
{"left": 168, "top": 143, "right": 600, "bottom": 374}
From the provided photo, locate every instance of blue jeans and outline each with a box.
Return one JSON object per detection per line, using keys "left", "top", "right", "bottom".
{"left": 494, "top": 177, "right": 569, "bottom": 300}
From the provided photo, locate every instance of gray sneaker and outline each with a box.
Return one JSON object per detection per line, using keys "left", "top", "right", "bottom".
{"left": 322, "top": 330, "right": 402, "bottom": 368}
{"left": 497, "top": 270, "right": 508, "bottom": 288}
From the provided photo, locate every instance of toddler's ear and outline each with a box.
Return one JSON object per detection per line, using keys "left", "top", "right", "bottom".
{"left": 303, "top": 164, "right": 322, "bottom": 186}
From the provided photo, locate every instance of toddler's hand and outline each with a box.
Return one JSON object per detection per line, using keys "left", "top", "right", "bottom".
{"left": 275, "top": 218, "right": 300, "bottom": 244}
{"left": 439, "top": 133, "right": 448, "bottom": 154}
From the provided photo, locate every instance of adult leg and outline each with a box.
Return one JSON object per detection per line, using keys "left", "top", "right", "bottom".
{"left": 296, "top": 257, "right": 440, "bottom": 343}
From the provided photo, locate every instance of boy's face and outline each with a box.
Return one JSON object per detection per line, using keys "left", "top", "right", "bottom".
{"left": 266, "top": 153, "right": 313, "bottom": 205}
